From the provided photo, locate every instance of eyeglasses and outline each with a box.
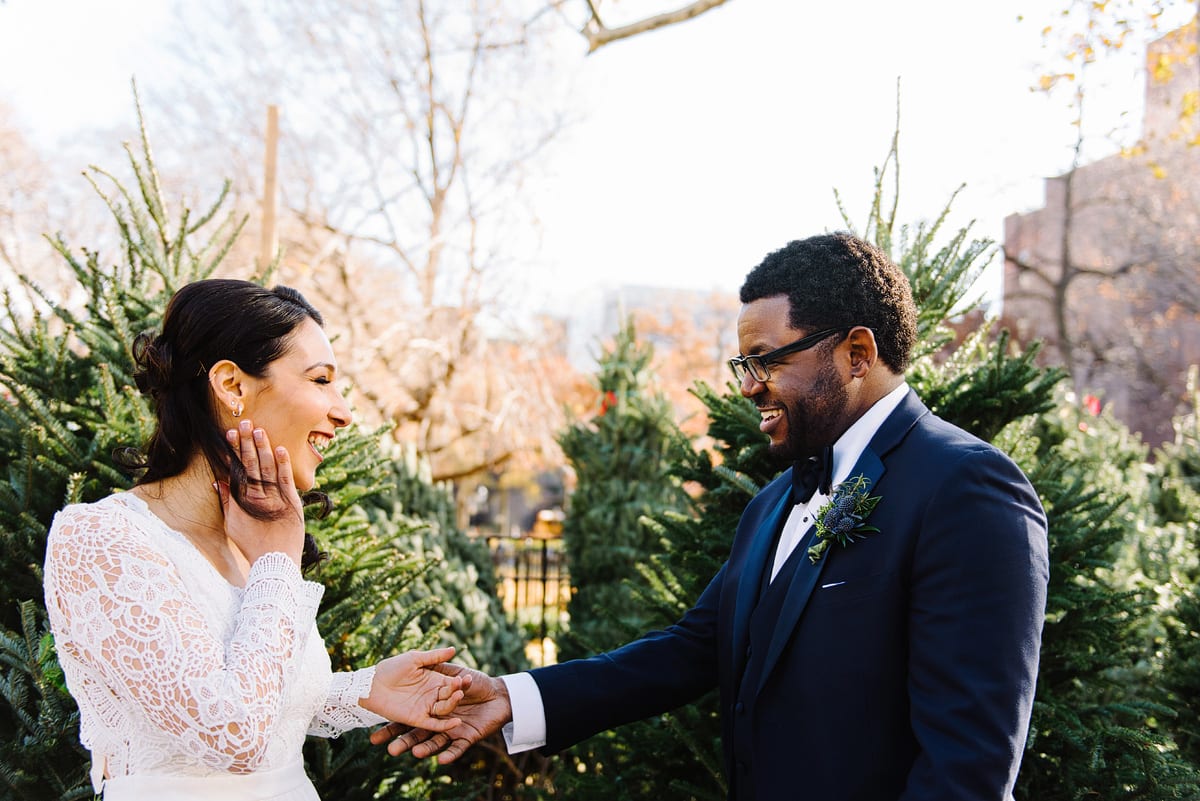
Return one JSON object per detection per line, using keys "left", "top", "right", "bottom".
{"left": 728, "top": 327, "right": 850, "bottom": 383}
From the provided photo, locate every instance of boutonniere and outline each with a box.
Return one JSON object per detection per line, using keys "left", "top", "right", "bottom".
{"left": 807, "top": 475, "right": 882, "bottom": 564}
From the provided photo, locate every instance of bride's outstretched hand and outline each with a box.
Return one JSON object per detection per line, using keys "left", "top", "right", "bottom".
{"left": 361, "top": 647, "right": 469, "bottom": 731}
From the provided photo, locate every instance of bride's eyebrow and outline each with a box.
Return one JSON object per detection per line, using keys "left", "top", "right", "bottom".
{"left": 304, "top": 361, "right": 336, "bottom": 372}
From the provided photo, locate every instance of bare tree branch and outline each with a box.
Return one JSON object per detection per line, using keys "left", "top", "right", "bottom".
{"left": 582, "top": 0, "right": 731, "bottom": 52}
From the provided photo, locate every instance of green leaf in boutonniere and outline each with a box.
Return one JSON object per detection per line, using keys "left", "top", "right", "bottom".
{"left": 807, "top": 475, "right": 882, "bottom": 564}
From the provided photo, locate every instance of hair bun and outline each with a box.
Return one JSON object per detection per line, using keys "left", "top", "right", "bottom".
{"left": 131, "top": 331, "right": 174, "bottom": 399}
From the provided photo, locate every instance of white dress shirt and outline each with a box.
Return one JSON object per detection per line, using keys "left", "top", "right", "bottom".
{"left": 769, "top": 382, "right": 907, "bottom": 580}
{"left": 500, "top": 382, "right": 911, "bottom": 752}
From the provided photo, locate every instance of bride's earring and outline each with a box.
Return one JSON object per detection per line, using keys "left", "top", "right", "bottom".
{"left": 231, "top": 400, "right": 244, "bottom": 418}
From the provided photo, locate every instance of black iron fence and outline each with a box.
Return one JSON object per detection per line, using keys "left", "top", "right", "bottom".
{"left": 488, "top": 531, "right": 569, "bottom": 666}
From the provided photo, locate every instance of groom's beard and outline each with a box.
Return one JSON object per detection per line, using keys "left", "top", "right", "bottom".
{"left": 767, "top": 357, "right": 848, "bottom": 465}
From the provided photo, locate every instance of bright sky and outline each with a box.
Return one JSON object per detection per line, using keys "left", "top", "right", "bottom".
{"left": 0, "top": 0, "right": 1179, "bottom": 314}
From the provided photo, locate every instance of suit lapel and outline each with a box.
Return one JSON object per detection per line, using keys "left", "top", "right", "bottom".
{"left": 753, "top": 389, "right": 928, "bottom": 695}
{"left": 730, "top": 484, "right": 793, "bottom": 677}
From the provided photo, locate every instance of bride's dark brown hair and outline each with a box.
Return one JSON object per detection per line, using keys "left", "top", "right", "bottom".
{"left": 117, "top": 279, "right": 333, "bottom": 571}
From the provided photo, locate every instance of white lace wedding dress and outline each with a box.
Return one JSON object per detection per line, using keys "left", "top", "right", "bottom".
{"left": 43, "top": 492, "right": 389, "bottom": 800}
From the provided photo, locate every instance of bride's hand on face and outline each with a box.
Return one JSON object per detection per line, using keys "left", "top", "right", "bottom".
{"left": 217, "top": 419, "right": 306, "bottom": 566}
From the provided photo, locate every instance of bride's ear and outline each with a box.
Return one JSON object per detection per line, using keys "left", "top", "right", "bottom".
{"left": 209, "top": 360, "right": 247, "bottom": 421}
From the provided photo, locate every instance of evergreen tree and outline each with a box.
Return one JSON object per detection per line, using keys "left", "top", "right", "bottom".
{"left": 1155, "top": 369, "right": 1200, "bottom": 770}
{"left": 557, "top": 318, "right": 692, "bottom": 659}
{"left": 306, "top": 439, "right": 541, "bottom": 797}
{"left": 548, "top": 319, "right": 695, "bottom": 798}
{"left": 1164, "top": 588, "right": 1200, "bottom": 769}
{"left": 373, "top": 445, "right": 528, "bottom": 675}
{"left": 1014, "top": 395, "right": 1200, "bottom": 799}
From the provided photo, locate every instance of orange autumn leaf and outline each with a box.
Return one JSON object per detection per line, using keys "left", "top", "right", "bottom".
{"left": 1182, "top": 90, "right": 1199, "bottom": 119}
{"left": 1153, "top": 53, "right": 1174, "bottom": 81}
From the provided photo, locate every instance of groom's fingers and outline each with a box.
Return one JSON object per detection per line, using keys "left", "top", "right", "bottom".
{"left": 371, "top": 722, "right": 422, "bottom": 749}
{"left": 380, "top": 725, "right": 435, "bottom": 756}
{"left": 410, "top": 731, "right": 453, "bottom": 759}
{"left": 368, "top": 723, "right": 400, "bottom": 746}
{"left": 372, "top": 722, "right": 466, "bottom": 759}
{"left": 435, "top": 738, "right": 471, "bottom": 765}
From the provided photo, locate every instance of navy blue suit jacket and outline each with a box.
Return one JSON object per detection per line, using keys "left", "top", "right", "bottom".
{"left": 531, "top": 390, "right": 1049, "bottom": 801}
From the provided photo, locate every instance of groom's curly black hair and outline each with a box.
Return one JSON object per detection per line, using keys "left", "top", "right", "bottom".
{"left": 739, "top": 232, "right": 918, "bottom": 373}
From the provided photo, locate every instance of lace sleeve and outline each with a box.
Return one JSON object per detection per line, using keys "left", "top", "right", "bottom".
{"left": 308, "top": 667, "right": 389, "bottom": 738}
{"left": 43, "top": 502, "right": 325, "bottom": 773}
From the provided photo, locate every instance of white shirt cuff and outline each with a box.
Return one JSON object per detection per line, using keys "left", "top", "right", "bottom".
{"left": 499, "top": 672, "right": 547, "bottom": 753}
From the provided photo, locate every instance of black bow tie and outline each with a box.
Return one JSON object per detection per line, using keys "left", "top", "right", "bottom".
{"left": 792, "top": 445, "right": 834, "bottom": 504}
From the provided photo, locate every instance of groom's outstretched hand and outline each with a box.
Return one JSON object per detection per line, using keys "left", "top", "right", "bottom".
{"left": 369, "top": 663, "right": 512, "bottom": 764}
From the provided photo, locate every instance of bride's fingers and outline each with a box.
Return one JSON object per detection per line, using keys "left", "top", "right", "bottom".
{"left": 430, "top": 688, "right": 464, "bottom": 718}
{"left": 272, "top": 444, "right": 298, "bottom": 504}
{"left": 417, "top": 715, "right": 461, "bottom": 733}
{"left": 409, "top": 647, "right": 457, "bottom": 669}
{"left": 230, "top": 420, "right": 264, "bottom": 493}
{"left": 252, "top": 426, "right": 278, "bottom": 487}
{"left": 227, "top": 421, "right": 299, "bottom": 509}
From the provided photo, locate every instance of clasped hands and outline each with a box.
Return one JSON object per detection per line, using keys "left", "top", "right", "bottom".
{"left": 360, "top": 648, "right": 478, "bottom": 733}
{"left": 369, "top": 664, "right": 513, "bottom": 764}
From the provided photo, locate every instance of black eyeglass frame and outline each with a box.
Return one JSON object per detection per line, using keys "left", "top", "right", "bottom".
{"left": 728, "top": 326, "right": 852, "bottom": 383}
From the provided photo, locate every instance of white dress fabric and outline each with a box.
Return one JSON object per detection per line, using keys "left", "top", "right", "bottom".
{"left": 43, "top": 492, "right": 388, "bottom": 799}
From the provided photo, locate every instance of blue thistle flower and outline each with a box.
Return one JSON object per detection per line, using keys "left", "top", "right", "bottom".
{"left": 808, "top": 475, "right": 882, "bottom": 564}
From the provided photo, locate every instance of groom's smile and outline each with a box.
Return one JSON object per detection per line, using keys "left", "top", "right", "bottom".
{"left": 735, "top": 295, "right": 851, "bottom": 462}
{"left": 758, "top": 406, "right": 784, "bottom": 434}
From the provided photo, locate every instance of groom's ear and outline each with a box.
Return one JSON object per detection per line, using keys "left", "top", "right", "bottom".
{"left": 845, "top": 326, "right": 877, "bottom": 378}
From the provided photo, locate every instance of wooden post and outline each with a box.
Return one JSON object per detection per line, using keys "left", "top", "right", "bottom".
{"left": 259, "top": 104, "right": 279, "bottom": 271}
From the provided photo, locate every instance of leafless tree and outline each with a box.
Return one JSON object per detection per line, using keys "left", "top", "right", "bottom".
{"left": 153, "top": 0, "right": 591, "bottom": 487}
{"left": 0, "top": 108, "right": 46, "bottom": 285}
{"left": 0, "top": 104, "right": 103, "bottom": 306}
{"left": 147, "top": 0, "right": 735, "bottom": 490}
{"left": 1003, "top": 9, "right": 1200, "bottom": 444}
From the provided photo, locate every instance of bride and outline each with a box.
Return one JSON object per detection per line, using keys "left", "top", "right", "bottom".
{"left": 44, "top": 279, "right": 466, "bottom": 800}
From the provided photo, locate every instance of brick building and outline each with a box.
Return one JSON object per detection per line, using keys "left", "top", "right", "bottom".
{"left": 1003, "top": 20, "right": 1200, "bottom": 447}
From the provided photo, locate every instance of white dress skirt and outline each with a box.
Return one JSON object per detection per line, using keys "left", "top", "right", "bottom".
{"left": 100, "top": 760, "right": 319, "bottom": 800}
{"left": 43, "top": 493, "right": 387, "bottom": 799}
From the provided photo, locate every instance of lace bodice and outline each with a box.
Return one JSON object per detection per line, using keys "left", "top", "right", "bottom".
{"left": 43, "top": 493, "right": 387, "bottom": 793}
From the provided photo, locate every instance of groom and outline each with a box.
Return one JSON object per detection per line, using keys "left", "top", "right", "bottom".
{"left": 376, "top": 232, "right": 1050, "bottom": 801}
